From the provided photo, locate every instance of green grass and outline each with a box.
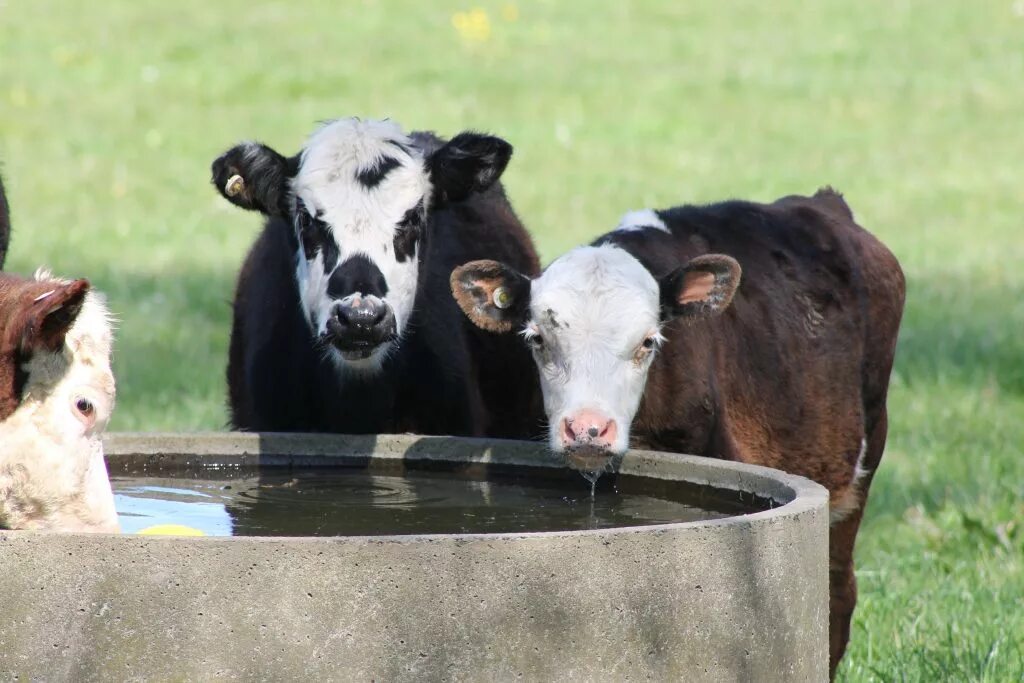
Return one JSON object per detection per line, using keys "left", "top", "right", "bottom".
{"left": 1, "top": 1, "right": 1021, "bottom": 678}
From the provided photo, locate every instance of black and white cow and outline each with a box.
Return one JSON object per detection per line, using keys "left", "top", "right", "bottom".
{"left": 211, "top": 118, "right": 542, "bottom": 437}
{"left": 451, "top": 189, "right": 905, "bottom": 677}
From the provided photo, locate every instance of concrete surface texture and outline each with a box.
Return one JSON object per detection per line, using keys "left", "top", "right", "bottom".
{"left": 0, "top": 432, "right": 829, "bottom": 682}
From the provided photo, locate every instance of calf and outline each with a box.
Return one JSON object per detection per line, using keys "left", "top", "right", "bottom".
{"left": 0, "top": 271, "right": 118, "bottom": 532}
{"left": 211, "top": 118, "right": 541, "bottom": 437}
{"left": 452, "top": 189, "right": 905, "bottom": 677}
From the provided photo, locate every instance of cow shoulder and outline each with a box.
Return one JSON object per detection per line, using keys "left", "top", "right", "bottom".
{"left": 229, "top": 217, "right": 320, "bottom": 430}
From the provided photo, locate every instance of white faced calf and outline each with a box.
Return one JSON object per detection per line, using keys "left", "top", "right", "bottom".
{"left": 453, "top": 244, "right": 739, "bottom": 469}
{"left": 0, "top": 272, "right": 118, "bottom": 533}
{"left": 454, "top": 191, "right": 906, "bottom": 678}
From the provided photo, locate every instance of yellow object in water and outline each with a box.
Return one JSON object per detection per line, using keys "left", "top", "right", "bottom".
{"left": 137, "top": 524, "right": 206, "bottom": 537}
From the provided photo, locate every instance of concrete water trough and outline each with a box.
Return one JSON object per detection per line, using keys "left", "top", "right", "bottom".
{"left": 0, "top": 432, "right": 829, "bottom": 681}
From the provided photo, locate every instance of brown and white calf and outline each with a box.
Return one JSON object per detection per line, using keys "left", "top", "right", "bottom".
{"left": 452, "top": 188, "right": 905, "bottom": 677}
{"left": 0, "top": 271, "right": 118, "bottom": 532}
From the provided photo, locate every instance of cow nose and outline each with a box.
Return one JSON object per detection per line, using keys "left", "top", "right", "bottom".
{"left": 560, "top": 410, "right": 618, "bottom": 449}
{"left": 336, "top": 297, "right": 388, "bottom": 332}
{"left": 330, "top": 296, "right": 397, "bottom": 349}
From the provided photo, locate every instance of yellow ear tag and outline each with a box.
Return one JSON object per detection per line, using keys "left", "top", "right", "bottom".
{"left": 225, "top": 174, "right": 246, "bottom": 197}
{"left": 493, "top": 286, "right": 512, "bottom": 309}
{"left": 137, "top": 524, "right": 206, "bottom": 537}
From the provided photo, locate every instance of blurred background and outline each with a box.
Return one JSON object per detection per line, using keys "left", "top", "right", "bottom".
{"left": 1, "top": 1, "right": 1021, "bottom": 679}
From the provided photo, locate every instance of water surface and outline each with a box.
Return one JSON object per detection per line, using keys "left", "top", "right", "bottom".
{"left": 113, "top": 467, "right": 769, "bottom": 537}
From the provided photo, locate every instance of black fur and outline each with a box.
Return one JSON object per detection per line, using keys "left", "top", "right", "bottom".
{"left": 355, "top": 155, "right": 402, "bottom": 189}
{"left": 393, "top": 199, "right": 424, "bottom": 263}
{"left": 211, "top": 143, "right": 299, "bottom": 216}
{"left": 327, "top": 254, "right": 387, "bottom": 299}
{"left": 296, "top": 200, "right": 339, "bottom": 270}
{"left": 0, "top": 171, "right": 9, "bottom": 269}
{"left": 427, "top": 133, "right": 512, "bottom": 204}
{"left": 224, "top": 131, "right": 543, "bottom": 439}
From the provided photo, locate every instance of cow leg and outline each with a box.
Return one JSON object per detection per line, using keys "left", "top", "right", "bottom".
{"left": 829, "top": 510, "right": 862, "bottom": 678}
{"left": 828, "top": 409, "right": 889, "bottom": 678}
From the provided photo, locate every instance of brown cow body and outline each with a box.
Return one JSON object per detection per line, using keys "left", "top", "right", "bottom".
{"left": 453, "top": 188, "right": 905, "bottom": 676}
{"left": 611, "top": 191, "right": 903, "bottom": 674}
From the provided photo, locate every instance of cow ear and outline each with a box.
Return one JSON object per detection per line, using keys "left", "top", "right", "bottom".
{"left": 211, "top": 142, "right": 298, "bottom": 217}
{"left": 428, "top": 133, "right": 513, "bottom": 204}
{"left": 451, "top": 260, "right": 531, "bottom": 333}
{"left": 18, "top": 279, "right": 91, "bottom": 353}
{"left": 659, "top": 255, "right": 741, "bottom": 320}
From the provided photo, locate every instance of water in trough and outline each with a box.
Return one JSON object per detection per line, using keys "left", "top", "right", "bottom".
{"left": 112, "top": 465, "right": 772, "bottom": 537}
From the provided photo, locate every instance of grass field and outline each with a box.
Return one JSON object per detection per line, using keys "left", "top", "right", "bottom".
{"left": 1, "top": 1, "right": 1022, "bottom": 679}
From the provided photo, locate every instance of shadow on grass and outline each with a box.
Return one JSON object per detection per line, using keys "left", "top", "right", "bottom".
{"left": 100, "top": 267, "right": 238, "bottom": 431}
{"left": 101, "top": 263, "right": 1023, "bottom": 461}
{"left": 862, "top": 271, "right": 1024, "bottom": 519}
{"left": 893, "top": 273, "right": 1024, "bottom": 397}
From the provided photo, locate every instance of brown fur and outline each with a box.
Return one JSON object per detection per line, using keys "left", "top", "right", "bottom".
{"left": 613, "top": 189, "right": 905, "bottom": 677}
{"left": 451, "top": 259, "right": 532, "bottom": 334}
{"left": 0, "top": 274, "right": 91, "bottom": 420}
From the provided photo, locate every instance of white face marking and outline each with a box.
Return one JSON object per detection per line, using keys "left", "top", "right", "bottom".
{"left": 525, "top": 245, "right": 664, "bottom": 453}
{"left": 290, "top": 119, "right": 432, "bottom": 371}
{"left": 0, "top": 274, "right": 118, "bottom": 533}
{"left": 615, "top": 208, "right": 670, "bottom": 234}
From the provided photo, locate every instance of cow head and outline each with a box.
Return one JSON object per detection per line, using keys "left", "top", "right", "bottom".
{"left": 452, "top": 244, "right": 740, "bottom": 474}
{"left": 0, "top": 271, "right": 118, "bottom": 532}
{"left": 212, "top": 118, "right": 512, "bottom": 372}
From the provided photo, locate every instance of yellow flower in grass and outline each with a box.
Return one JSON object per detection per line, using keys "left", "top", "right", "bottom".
{"left": 452, "top": 8, "right": 491, "bottom": 45}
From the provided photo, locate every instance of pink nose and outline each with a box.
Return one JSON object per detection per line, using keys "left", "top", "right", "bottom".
{"left": 560, "top": 410, "right": 618, "bottom": 449}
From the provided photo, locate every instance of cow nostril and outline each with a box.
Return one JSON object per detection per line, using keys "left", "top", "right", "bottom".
{"left": 562, "top": 419, "right": 575, "bottom": 443}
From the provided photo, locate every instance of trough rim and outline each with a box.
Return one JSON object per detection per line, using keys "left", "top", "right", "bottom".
{"left": 5, "top": 431, "right": 829, "bottom": 543}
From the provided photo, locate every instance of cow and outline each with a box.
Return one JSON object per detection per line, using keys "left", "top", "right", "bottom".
{"left": 0, "top": 270, "right": 119, "bottom": 533}
{"left": 210, "top": 118, "right": 541, "bottom": 437}
{"left": 1, "top": 170, "right": 10, "bottom": 268}
{"left": 451, "top": 188, "right": 905, "bottom": 677}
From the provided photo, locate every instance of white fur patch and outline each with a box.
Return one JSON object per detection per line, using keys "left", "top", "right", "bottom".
{"left": 615, "top": 209, "right": 669, "bottom": 234}
{"left": 0, "top": 276, "right": 118, "bottom": 532}
{"left": 830, "top": 438, "right": 870, "bottom": 524}
{"left": 290, "top": 119, "right": 430, "bottom": 370}
{"left": 527, "top": 245, "right": 662, "bottom": 453}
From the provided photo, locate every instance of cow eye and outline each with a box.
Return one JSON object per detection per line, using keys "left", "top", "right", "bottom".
{"left": 642, "top": 336, "right": 657, "bottom": 350}
{"left": 295, "top": 202, "right": 324, "bottom": 259}
{"left": 528, "top": 334, "right": 544, "bottom": 349}
{"left": 75, "top": 397, "right": 94, "bottom": 417}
